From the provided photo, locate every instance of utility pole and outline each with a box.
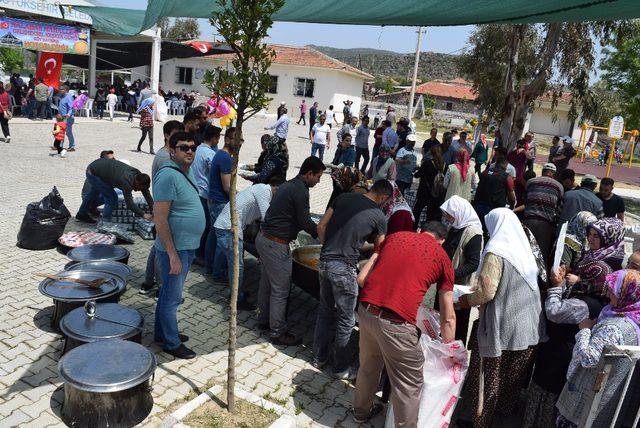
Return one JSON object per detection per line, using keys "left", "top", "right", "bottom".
{"left": 407, "top": 26, "right": 423, "bottom": 119}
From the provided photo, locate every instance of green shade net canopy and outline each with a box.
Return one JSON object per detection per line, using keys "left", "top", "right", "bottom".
{"left": 75, "top": 0, "right": 640, "bottom": 36}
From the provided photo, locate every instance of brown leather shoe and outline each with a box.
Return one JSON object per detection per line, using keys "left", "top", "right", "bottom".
{"left": 270, "top": 333, "right": 302, "bottom": 346}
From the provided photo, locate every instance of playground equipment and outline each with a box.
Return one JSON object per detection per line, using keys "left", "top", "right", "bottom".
{"left": 576, "top": 121, "right": 640, "bottom": 177}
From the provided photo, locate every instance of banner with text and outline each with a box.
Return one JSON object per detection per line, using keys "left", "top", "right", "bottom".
{"left": 0, "top": 17, "right": 90, "bottom": 55}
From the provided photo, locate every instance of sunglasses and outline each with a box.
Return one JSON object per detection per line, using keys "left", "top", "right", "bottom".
{"left": 176, "top": 145, "right": 197, "bottom": 152}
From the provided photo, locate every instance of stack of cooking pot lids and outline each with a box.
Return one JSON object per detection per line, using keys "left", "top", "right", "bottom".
{"left": 65, "top": 260, "right": 132, "bottom": 282}
{"left": 67, "top": 244, "right": 130, "bottom": 265}
{"left": 60, "top": 303, "right": 143, "bottom": 352}
{"left": 38, "top": 270, "right": 125, "bottom": 303}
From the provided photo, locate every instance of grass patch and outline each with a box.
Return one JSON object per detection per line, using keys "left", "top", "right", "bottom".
{"left": 182, "top": 390, "right": 279, "bottom": 428}
{"left": 295, "top": 403, "right": 305, "bottom": 415}
{"left": 262, "top": 391, "right": 288, "bottom": 407}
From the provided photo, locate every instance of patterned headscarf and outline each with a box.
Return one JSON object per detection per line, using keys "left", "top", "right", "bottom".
{"left": 599, "top": 269, "right": 640, "bottom": 342}
{"left": 454, "top": 149, "right": 471, "bottom": 182}
{"left": 581, "top": 218, "right": 625, "bottom": 266}
{"left": 136, "top": 98, "right": 155, "bottom": 114}
{"left": 564, "top": 211, "right": 598, "bottom": 254}
{"left": 265, "top": 135, "right": 289, "bottom": 171}
{"left": 382, "top": 181, "right": 414, "bottom": 220}
{"left": 572, "top": 260, "right": 613, "bottom": 297}
{"left": 330, "top": 166, "right": 366, "bottom": 192}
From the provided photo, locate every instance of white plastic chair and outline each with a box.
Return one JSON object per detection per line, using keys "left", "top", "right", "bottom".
{"left": 82, "top": 98, "right": 94, "bottom": 117}
{"left": 176, "top": 100, "right": 186, "bottom": 115}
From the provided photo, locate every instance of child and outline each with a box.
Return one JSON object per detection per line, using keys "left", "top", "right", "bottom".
{"left": 136, "top": 98, "right": 155, "bottom": 153}
{"left": 51, "top": 114, "right": 67, "bottom": 158}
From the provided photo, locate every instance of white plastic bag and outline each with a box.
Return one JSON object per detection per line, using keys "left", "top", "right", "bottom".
{"left": 154, "top": 95, "right": 168, "bottom": 123}
{"left": 385, "top": 307, "right": 469, "bottom": 427}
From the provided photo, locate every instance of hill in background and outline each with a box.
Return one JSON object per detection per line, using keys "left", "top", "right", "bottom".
{"left": 309, "top": 45, "right": 461, "bottom": 82}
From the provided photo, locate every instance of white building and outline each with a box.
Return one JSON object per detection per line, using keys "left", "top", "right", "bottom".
{"left": 524, "top": 92, "right": 582, "bottom": 140}
{"left": 133, "top": 44, "right": 372, "bottom": 120}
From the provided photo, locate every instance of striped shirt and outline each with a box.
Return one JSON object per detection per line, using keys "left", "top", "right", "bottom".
{"left": 214, "top": 184, "right": 272, "bottom": 239}
{"left": 523, "top": 176, "right": 564, "bottom": 223}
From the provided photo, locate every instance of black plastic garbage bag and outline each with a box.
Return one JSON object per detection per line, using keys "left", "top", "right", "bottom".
{"left": 17, "top": 187, "right": 71, "bottom": 250}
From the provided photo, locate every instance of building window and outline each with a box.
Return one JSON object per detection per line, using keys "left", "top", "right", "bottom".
{"left": 266, "top": 75, "right": 278, "bottom": 94}
{"left": 445, "top": 102, "right": 453, "bottom": 111}
{"left": 294, "top": 77, "right": 314, "bottom": 97}
{"left": 176, "top": 67, "right": 193, "bottom": 85}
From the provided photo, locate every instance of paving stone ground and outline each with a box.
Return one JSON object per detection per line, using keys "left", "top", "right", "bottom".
{"left": 0, "top": 113, "right": 390, "bottom": 427}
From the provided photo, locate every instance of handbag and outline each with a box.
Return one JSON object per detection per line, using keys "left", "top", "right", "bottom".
{"left": 3, "top": 110, "right": 12, "bottom": 120}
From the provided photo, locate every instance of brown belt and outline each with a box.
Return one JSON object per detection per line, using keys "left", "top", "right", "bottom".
{"left": 261, "top": 232, "right": 290, "bottom": 245}
{"left": 363, "top": 303, "right": 407, "bottom": 324}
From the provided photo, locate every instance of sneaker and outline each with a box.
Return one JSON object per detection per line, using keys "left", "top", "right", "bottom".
{"left": 60, "top": 149, "right": 67, "bottom": 158}
{"left": 237, "top": 298, "right": 256, "bottom": 311}
{"left": 333, "top": 366, "right": 358, "bottom": 381}
{"left": 149, "top": 150, "right": 155, "bottom": 155}
{"left": 154, "top": 334, "right": 189, "bottom": 344}
{"left": 351, "top": 402, "right": 384, "bottom": 424}
{"left": 50, "top": 146, "right": 57, "bottom": 150}
{"left": 75, "top": 213, "right": 97, "bottom": 224}
{"left": 165, "top": 344, "right": 196, "bottom": 359}
{"left": 139, "top": 281, "right": 157, "bottom": 295}
{"left": 5, "top": 136, "right": 10, "bottom": 143}
{"left": 67, "top": 148, "right": 76, "bottom": 152}
{"left": 270, "top": 333, "right": 302, "bottom": 346}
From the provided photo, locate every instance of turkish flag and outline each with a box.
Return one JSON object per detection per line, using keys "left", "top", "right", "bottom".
{"left": 187, "top": 41, "right": 214, "bottom": 54}
{"left": 36, "top": 52, "right": 63, "bottom": 89}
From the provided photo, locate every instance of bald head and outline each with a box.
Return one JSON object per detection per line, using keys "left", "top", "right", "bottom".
{"left": 627, "top": 251, "right": 640, "bottom": 271}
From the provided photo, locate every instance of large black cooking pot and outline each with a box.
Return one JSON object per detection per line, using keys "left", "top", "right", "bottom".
{"left": 291, "top": 245, "right": 321, "bottom": 299}
{"left": 67, "top": 244, "right": 130, "bottom": 266}
{"left": 64, "top": 260, "right": 132, "bottom": 282}
{"left": 38, "top": 270, "right": 126, "bottom": 331}
{"left": 58, "top": 339, "right": 156, "bottom": 428}
{"left": 59, "top": 303, "right": 143, "bottom": 354}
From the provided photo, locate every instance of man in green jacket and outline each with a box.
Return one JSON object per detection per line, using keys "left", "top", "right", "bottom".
{"left": 76, "top": 158, "right": 153, "bottom": 223}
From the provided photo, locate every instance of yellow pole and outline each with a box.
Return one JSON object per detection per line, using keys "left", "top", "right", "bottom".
{"left": 629, "top": 130, "right": 639, "bottom": 168}
{"left": 605, "top": 138, "right": 617, "bottom": 178}
{"left": 579, "top": 126, "right": 587, "bottom": 162}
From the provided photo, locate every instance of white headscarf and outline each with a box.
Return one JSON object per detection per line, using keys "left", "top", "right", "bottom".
{"left": 480, "top": 208, "right": 538, "bottom": 290}
{"left": 440, "top": 195, "right": 482, "bottom": 230}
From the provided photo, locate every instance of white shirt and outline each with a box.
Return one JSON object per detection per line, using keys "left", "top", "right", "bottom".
{"left": 214, "top": 184, "right": 272, "bottom": 238}
{"left": 106, "top": 93, "right": 118, "bottom": 105}
{"left": 312, "top": 123, "right": 331, "bottom": 146}
{"left": 325, "top": 110, "right": 335, "bottom": 124}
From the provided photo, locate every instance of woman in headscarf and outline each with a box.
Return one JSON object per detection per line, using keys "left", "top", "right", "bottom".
{"left": 325, "top": 166, "right": 367, "bottom": 209}
{"left": 443, "top": 148, "right": 476, "bottom": 201}
{"left": 412, "top": 145, "right": 445, "bottom": 227}
{"left": 556, "top": 269, "right": 640, "bottom": 428}
{"left": 381, "top": 181, "right": 414, "bottom": 235}
{"left": 439, "top": 195, "right": 483, "bottom": 345}
{"left": 561, "top": 211, "right": 598, "bottom": 271}
{"left": 523, "top": 261, "right": 612, "bottom": 428}
{"left": 136, "top": 98, "right": 155, "bottom": 153}
{"left": 471, "top": 133, "right": 489, "bottom": 176}
{"left": 573, "top": 217, "right": 626, "bottom": 271}
{"left": 507, "top": 139, "right": 529, "bottom": 206}
{"left": 244, "top": 134, "right": 288, "bottom": 184}
{"left": 457, "top": 208, "right": 544, "bottom": 428}
{"left": 367, "top": 144, "right": 396, "bottom": 183}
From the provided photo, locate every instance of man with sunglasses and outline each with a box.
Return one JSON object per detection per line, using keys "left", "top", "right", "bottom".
{"left": 205, "top": 128, "right": 243, "bottom": 278}
{"left": 153, "top": 131, "right": 205, "bottom": 359}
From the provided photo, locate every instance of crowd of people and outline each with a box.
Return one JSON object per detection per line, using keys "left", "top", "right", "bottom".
{"left": 69, "top": 93, "right": 640, "bottom": 427}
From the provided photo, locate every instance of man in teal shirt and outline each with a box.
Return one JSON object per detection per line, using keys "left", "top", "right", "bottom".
{"left": 153, "top": 131, "right": 205, "bottom": 359}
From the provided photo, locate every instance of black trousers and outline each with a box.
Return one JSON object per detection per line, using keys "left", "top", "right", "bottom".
{"left": 0, "top": 115, "right": 10, "bottom": 138}
{"left": 138, "top": 127, "right": 154, "bottom": 152}
{"left": 297, "top": 113, "right": 306, "bottom": 125}
{"left": 355, "top": 147, "right": 370, "bottom": 173}
{"left": 53, "top": 138, "right": 63, "bottom": 154}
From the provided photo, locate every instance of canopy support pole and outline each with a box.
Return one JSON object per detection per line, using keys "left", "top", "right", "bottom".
{"left": 88, "top": 33, "right": 97, "bottom": 97}
{"left": 407, "top": 27, "right": 423, "bottom": 120}
{"left": 150, "top": 26, "right": 161, "bottom": 93}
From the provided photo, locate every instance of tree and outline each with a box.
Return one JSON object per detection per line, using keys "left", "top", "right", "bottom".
{"left": 204, "top": 0, "right": 284, "bottom": 413}
{"left": 158, "top": 17, "right": 201, "bottom": 40}
{"left": 0, "top": 47, "right": 23, "bottom": 74}
{"left": 600, "top": 23, "right": 640, "bottom": 129}
{"left": 372, "top": 76, "right": 395, "bottom": 94}
{"left": 458, "top": 23, "right": 626, "bottom": 149}
{"left": 581, "top": 81, "right": 623, "bottom": 127}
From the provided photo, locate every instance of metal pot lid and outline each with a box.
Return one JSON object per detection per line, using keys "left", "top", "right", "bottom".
{"left": 65, "top": 260, "right": 132, "bottom": 280}
{"left": 67, "top": 244, "right": 130, "bottom": 263}
{"left": 58, "top": 339, "right": 156, "bottom": 393}
{"left": 60, "top": 303, "right": 143, "bottom": 342}
{"left": 38, "top": 270, "right": 123, "bottom": 302}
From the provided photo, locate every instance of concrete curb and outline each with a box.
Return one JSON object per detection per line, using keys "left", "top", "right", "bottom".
{"left": 162, "top": 384, "right": 295, "bottom": 428}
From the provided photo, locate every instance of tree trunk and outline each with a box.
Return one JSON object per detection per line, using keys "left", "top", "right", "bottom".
{"left": 499, "top": 25, "right": 524, "bottom": 149}
{"left": 227, "top": 108, "right": 244, "bottom": 414}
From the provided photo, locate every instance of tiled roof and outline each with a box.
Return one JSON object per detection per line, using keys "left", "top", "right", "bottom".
{"left": 201, "top": 43, "right": 373, "bottom": 79}
{"left": 414, "top": 79, "right": 478, "bottom": 100}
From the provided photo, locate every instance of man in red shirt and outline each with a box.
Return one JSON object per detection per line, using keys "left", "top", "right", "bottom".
{"left": 352, "top": 221, "right": 456, "bottom": 427}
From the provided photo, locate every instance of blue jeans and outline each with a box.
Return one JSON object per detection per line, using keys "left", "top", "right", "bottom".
{"left": 205, "top": 200, "right": 227, "bottom": 277}
{"left": 215, "top": 228, "right": 248, "bottom": 301}
{"left": 311, "top": 143, "right": 325, "bottom": 161}
{"left": 77, "top": 172, "right": 118, "bottom": 220}
{"left": 313, "top": 260, "right": 359, "bottom": 372}
{"left": 154, "top": 248, "right": 195, "bottom": 350}
{"left": 66, "top": 116, "right": 75, "bottom": 149}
